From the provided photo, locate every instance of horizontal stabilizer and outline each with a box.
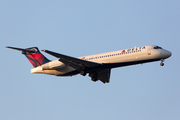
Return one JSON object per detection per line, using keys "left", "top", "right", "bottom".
{"left": 6, "top": 46, "right": 36, "bottom": 53}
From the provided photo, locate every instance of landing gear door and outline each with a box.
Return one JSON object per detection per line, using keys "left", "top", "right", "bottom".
{"left": 147, "top": 49, "right": 151, "bottom": 55}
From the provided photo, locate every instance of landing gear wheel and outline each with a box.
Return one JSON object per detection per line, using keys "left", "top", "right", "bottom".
{"left": 160, "top": 62, "right": 164, "bottom": 66}
{"left": 80, "top": 70, "right": 86, "bottom": 76}
{"left": 91, "top": 77, "right": 98, "bottom": 82}
{"left": 160, "top": 59, "right": 165, "bottom": 66}
{"left": 89, "top": 72, "right": 98, "bottom": 82}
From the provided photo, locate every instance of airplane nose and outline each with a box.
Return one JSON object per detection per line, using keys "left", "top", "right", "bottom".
{"left": 165, "top": 50, "right": 172, "bottom": 58}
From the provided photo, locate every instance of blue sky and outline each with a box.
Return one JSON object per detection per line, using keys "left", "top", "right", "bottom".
{"left": 0, "top": 0, "right": 179, "bottom": 120}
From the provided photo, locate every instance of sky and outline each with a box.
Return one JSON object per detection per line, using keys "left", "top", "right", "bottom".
{"left": 0, "top": 0, "right": 180, "bottom": 120}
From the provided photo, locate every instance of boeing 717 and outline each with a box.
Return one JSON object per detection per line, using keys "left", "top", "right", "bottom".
{"left": 6, "top": 45, "right": 172, "bottom": 83}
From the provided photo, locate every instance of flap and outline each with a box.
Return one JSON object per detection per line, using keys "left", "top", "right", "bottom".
{"left": 97, "top": 69, "right": 111, "bottom": 83}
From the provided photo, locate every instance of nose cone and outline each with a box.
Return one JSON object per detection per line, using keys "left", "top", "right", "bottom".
{"left": 163, "top": 50, "right": 172, "bottom": 59}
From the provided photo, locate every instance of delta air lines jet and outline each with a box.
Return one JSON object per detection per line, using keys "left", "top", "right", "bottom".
{"left": 6, "top": 45, "right": 171, "bottom": 83}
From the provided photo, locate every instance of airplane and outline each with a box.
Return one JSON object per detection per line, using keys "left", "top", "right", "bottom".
{"left": 6, "top": 45, "right": 172, "bottom": 84}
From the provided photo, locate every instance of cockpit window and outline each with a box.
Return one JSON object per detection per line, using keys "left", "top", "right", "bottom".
{"left": 154, "top": 46, "right": 162, "bottom": 49}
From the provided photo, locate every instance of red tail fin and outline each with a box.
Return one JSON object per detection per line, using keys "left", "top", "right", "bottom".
{"left": 6, "top": 46, "right": 50, "bottom": 68}
{"left": 22, "top": 47, "right": 50, "bottom": 67}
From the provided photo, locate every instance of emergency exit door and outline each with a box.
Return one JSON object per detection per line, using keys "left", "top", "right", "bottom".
{"left": 147, "top": 49, "right": 151, "bottom": 55}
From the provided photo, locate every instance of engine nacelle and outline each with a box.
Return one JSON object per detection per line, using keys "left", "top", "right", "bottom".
{"left": 41, "top": 60, "right": 66, "bottom": 70}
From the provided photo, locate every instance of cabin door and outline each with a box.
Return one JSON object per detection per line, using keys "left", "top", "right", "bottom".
{"left": 147, "top": 49, "right": 151, "bottom": 55}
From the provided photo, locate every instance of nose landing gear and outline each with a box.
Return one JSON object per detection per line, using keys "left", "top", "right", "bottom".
{"left": 160, "top": 59, "right": 164, "bottom": 66}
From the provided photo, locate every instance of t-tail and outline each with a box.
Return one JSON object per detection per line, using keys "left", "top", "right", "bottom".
{"left": 6, "top": 46, "right": 50, "bottom": 67}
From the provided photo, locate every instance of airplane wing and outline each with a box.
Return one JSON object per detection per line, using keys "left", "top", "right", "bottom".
{"left": 42, "top": 49, "right": 102, "bottom": 71}
{"left": 42, "top": 49, "right": 111, "bottom": 83}
{"left": 97, "top": 69, "right": 111, "bottom": 83}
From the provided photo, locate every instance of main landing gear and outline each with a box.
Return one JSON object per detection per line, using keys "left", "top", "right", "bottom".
{"left": 89, "top": 72, "right": 98, "bottom": 82}
{"left": 80, "top": 66, "right": 87, "bottom": 76}
{"left": 80, "top": 70, "right": 87, "bottom": 76}
{"left": 160, "top": 59, "right": 164, "bottom": 66}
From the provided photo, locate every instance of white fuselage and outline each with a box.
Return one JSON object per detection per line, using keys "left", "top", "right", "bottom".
{"left": 31, "top": 45, "right": 171, "bottom": 76}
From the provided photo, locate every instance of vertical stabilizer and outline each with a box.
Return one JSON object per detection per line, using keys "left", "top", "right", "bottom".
{"left": 6, "top": 46, "right": 50, "bottom": 68}
{"left": 22, "top": 47, "right": 50, "bottom": 67}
